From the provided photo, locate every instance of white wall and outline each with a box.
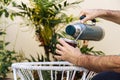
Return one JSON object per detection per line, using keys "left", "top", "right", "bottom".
{"left": 79, "top": 0, "right": 120, "bottom": 55}
{"left": 5, "top": 17, "right": 45, "bottom": 57}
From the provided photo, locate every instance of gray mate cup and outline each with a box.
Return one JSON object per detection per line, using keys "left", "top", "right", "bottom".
{"left": 62, "top": 38, "right": 77, "bottom": 47}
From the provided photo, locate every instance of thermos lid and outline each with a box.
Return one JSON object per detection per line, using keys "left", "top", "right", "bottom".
{"left": 65, "top": 25, "right": 76, "bottom": 36}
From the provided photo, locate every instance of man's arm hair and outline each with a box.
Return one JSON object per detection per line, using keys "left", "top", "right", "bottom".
{"left": 76, "top": 55, "right": 120, "bottom": 72}
{"left": 100, "top": 10, "right": 120, "bottom": 24}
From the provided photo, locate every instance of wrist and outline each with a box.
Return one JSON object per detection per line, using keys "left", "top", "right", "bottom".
{"left": 97, "top": 9, "right": 108, "bottom": 17}
{"left": 98, "top": 9, "right": 114, "bottom": 19}
{"left": 75, "top": 54, "right": 88, "bottom": 67}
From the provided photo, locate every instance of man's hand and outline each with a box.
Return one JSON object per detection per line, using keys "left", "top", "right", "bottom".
{"left": 54, "top": 38, "right": 82, "bottom": 65}
{"left": 80, "top": 9, "right": 106, "bottom": 23}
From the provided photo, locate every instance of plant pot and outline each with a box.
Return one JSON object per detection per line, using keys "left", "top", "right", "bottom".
{"left": 0, "top": 78, "right": 12, "bottom": 80}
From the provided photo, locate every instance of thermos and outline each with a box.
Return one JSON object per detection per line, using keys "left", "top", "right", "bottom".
{"left": 65, "top": 23, "right": 105, "bottom": 41}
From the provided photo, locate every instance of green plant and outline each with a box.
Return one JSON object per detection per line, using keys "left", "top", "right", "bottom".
{"left": 0, "top": 0, "right": 16, "bottom": 20}
{"left": 26, "top": 53, "right": 51, "bottom": 80}
{"left": 26, "top": 53, "right": 50, "bottom": 62}
{"left": 0, "top": 29, "right": 25, "bottom": 79}
{"left": 0, "top": 0, "right": 25, "bottom": 79}
{"left": 12, "top": 0, "right": 83, "bottom": 60}
{"left": 81, "top": 45, "right": 105, "bottom": 55}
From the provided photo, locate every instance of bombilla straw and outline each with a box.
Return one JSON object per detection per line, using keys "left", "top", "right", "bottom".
{"left": 75, "top": 29, "right": 83, "bottom": 41}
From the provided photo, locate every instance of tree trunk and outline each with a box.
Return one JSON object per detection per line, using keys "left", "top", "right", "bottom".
{"left": 44, "top": 45, "right": 50, "bottom": 61}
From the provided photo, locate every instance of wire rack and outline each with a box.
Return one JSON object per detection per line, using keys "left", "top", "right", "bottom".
{"left": 12, "top": 61, "right": 88, "bottom": 80}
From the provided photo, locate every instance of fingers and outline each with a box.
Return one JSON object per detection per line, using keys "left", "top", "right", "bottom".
{"left": 80, "top": 17, "right": 91, "bottom": 23}
{"left": 57, "top": 38, "right": 69, "bottom": 47}
{"left": 56, "top": 43, "right": 64, "bottom": 51}
{"left": 54, "top": 49, "right": 63, "bottom": 60}
{"left": 54, "top": 55, "right": 62, "bottom": 60}
{"left": 54, "top": 38, "right": 75, "bottom": 60}
{"left": 79, "top": 10, "right": 86, "bottom": 23}
{"left": 56, "top": 49, "right": 62, "bottom": 55}
{"left": 54, "top": 38, "right": 67, "bottom": 60}
{"left": 54, "top": 40, "right": 64, "bottom": 60}
{"left": 79, "top": 9, "right": 93, "bottom": 23}
{"left": 79, "top": 9, "right": 86, "bottom": 18}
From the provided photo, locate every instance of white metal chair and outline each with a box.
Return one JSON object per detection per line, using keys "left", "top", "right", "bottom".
{"left": 12, "top": 61, "right": 89, "bottom": 80}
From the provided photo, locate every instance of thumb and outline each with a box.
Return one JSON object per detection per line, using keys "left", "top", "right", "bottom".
{"left": 80, "top": 17, "right": 92, "bottom": 23}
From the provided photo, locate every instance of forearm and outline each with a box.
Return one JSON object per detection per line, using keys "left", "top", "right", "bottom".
{"left": 99, "top": 9, "right": 120, "bottom": 24}
{"left": 76, "top": 55, "right": 120, "bottom": 72}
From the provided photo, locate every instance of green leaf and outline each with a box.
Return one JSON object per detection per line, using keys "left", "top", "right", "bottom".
{"left": 58, "top": 4, "right": 62, "bottom": 9}
{"left": 10, "top": 13, "right": 14, "bottom": 20}
{"left": 12, "top": 1, "right": 17, "bottom": 7}
{"left": 21, "top": 2, "right": 27, "bottom": 9}
{"left": 54, "top": 5, "right": 59, "bottom": 10}
{"left": 89, "top": 47, "right": 94, "bottom": 51}
{"left": 64, "top": 1, "right": 67, "bottom": 7}
{"left": 41, "top": 55, "right": 44, "bottom": 61}
{"left": 4, "top": 9, "right": 9, "bottom": 17}
{"left": 0, "top": 10, "right": 4, "bottom": 17}
{"left": 5, "top": 42, "right": 10, "bottom": 46}
{"left": 0, "top": 32, "right": 6, "bottom": 35}
{"left": 4, "top": 0, "right": 8, "bottom": 4}
{"left": 37, "top": 53, "right": 41, "bottom": 61}
{"left": 25, "top": 58, "right": 31, "bottom": 62}
{"left": 30, "top": 55, "right": 36, "bottom": 62}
